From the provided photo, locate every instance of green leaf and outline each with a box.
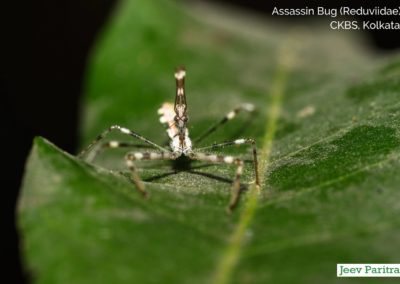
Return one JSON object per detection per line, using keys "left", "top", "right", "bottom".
{"left": 19, "top": 1, "right": 400, "bottom": 283}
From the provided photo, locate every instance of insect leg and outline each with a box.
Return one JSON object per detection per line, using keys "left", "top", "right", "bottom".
{"left": 195, "top": 138, "right": 260, "bottom": 187}
{"left": 85, "top": 141, "right": 153, "bottom": 162}
{"left": 188, "top": 152, "right": 245, "bottom": 213}
{"left": 125, "top": 151, "right": 177, "bottom": 197}
{"left": 78, "top": 125, "right": 169, "bottom": 160}
{"left": 193, "top": 103, "right": 255, "bottom": 144}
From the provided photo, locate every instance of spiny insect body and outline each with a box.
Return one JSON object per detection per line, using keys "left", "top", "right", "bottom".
{"left": 79, "top": 67, "right": 260, "bottom": 212}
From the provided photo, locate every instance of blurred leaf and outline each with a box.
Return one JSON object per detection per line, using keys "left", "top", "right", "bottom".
{"left": 19, "top": 0, "right": 400, "bottom": 283}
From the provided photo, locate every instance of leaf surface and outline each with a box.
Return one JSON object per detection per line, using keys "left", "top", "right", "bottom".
{"left": 19, "top": 1, "right": 400, "bottom": 283}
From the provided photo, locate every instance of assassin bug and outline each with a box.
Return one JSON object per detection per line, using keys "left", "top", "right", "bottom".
{"left": 79, "top": 67, "right": 260, "bottom": 212}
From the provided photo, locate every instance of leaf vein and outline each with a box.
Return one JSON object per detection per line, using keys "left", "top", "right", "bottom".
{"left": 210, "top": 47, "right": 293, "bottom": 284}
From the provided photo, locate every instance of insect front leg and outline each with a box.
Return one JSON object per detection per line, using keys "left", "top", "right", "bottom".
{"left": 78, "top": 125, "right": 169, "bottom": 161}
{"left": 86, "top": 141, "right": 153, "bottom": 162}
{"left": 125, "top": 151, "right": 177, "bottom": 197}
{"left": 193, "top": 103, "right": 255, "bottom": 144}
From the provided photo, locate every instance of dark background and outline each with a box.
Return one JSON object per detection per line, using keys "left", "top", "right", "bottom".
{"left": 3, "top": 0, "right": 399, "bottom": 283}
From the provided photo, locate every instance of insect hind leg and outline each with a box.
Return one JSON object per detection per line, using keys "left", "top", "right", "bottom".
{"left": 188, "top": 152, "right": 245, "bottom": 213}
{"left": 125, "top": 151, "right": 177, "bottom": 197}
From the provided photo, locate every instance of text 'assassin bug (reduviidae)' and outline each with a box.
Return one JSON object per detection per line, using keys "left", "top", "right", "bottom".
{"left": 79, "top": 67, "right": 260, "bottom": 212}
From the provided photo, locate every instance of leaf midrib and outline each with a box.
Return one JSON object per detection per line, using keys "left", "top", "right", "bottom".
{"left": 210, "top": 45, "right": 293, "bottom": 284}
